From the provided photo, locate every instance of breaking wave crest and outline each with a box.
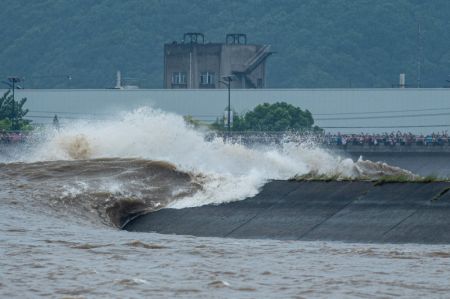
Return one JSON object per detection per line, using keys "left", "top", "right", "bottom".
{"left": 0, "top": 159, "right": 202, "bottom": 227}
{"left": 0, "top": 107, "right": 415, "bottom": 227}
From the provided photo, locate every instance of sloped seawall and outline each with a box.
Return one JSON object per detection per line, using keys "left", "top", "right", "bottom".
{"left": 124, "top": 181, "right": 450, "bottom": 244}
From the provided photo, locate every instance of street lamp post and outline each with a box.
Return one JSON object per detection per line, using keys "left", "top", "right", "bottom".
{"left": 219, "top": 75, "right": 233, "bottom": 134}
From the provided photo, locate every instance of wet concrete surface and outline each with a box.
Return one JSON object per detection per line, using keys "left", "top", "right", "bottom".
{"left": 125, "top": 181, "right": 450, "bottom": 244}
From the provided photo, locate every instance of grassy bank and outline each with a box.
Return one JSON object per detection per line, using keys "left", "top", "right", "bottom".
{"left": 292, "top": 173, "right": 448, "bottom": 185}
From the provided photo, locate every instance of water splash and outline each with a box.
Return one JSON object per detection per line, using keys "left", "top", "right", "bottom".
{"left": 10, "top": 107, "right": 413, "bottom": 208}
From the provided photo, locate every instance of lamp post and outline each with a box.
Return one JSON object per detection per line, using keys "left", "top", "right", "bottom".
{"left": 219, "top": 75, "right": 233, "bottom": 134}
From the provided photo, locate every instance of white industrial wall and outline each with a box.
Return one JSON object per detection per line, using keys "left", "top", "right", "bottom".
{"left": 6, "top": 88, "right": 450, "bottom": 134}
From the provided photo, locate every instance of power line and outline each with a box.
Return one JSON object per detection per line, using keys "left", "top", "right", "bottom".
{"left": 314, "top": 107, "right": 450, "bottom": 116}
{"left": 25, "top": 114, "right": 450, "bottom": 129}
{"left": 27, "top": 115, "right": 108, "bottom": 120}
{"left": 28, "top": 106, "right": 450, "bottom": 119}
{"left": 316, "top": 112, "right": 450, "bottom": 121}
{"left": 29, "top": 110, "right": 110, "bottom": 116}
{"left": 26, "top": 109, "right": 450, "bottom": 123}
{"left": 28, "top": 110, "right": 219, "bottom": 118}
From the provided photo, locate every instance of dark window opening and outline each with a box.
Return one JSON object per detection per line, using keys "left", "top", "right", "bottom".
{"left": 171, "top": 72, "right": 187, "bottom": 88}
{"left": 200, "top": 72, "right": 215, "bottom": 88}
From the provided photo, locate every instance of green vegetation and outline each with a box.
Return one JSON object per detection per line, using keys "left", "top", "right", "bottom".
{"left": 373, "top": 174, "right": 444, "bottom": 185}
{"left": 1, "top": 1, "right": 450, "bottom": 88}
{"left": 183, "top": 115, "right": 210, "bottom": 129}
{"left": 211, "top": 102, "right": 322, "bottom": 132}
{"left": 0, "top": 90, "right": 31, "bottom": 131}
{"left": 294, "top": 173, "right": 448, "bottom": 184}
{"left": 293, "top": 173, "right": 351, "bottom": 182}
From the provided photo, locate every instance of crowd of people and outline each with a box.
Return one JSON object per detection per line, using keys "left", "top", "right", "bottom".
{"left": 2, "top": 130, "right": 450, "bottom": 146}
{"left": 319, "top": 131, "right": 450, "bottom": 146}
{"left": 218, "top": 131, "right": 450, "bottom": 147}
{"left": 0, "top": 131, "right": 28, "bottom": 143}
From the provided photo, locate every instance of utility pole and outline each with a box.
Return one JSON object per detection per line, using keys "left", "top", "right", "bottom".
{"left": 219, "top": 75, "right": 233, "bottom": 134}
{"left": 8, "top": 76, "right": 21, "bottom": 102}
{"left": 7, "top": 77, "right": 21, "bottom": 131}
{"left": 417, "top": 23, "right": 423, "bottom": 88}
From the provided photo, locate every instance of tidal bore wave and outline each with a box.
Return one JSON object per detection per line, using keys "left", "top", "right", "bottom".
{"left": 0, "top": 158, "right": 201, "bottom": 227}
{"left": 0, "top": 107, "right": 415, "bottom": 228}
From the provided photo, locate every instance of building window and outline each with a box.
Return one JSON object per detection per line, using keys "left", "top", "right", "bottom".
{"left": 200, "top": 72, "right": 215, "bottom": 86}
{"left": 171, "top": 72, "right": 187, "bottom": 85}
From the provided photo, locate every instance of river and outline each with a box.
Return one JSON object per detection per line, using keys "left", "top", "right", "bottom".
{"left": 1, "top": 107, "right": 449, "bottom": 298}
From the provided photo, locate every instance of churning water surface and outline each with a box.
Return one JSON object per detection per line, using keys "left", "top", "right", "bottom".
{"left": 1, "top": 108, "right": 449, "bottom": 298}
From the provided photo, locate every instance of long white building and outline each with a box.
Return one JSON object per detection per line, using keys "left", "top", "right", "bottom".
{"left": 8, "top": 88, "right": 450, "bottom": 134}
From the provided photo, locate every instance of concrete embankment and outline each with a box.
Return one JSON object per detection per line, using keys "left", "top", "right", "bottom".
{"left": 124, "top": 181, "right": 450, "bottom": 244}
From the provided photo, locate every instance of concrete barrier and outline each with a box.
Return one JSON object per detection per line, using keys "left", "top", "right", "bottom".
{"left": 124, "top": 181, "right": 450, "bottom": 244}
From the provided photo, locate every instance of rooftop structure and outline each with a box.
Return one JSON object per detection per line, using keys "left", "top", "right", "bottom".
{"left": 164, "top": 33, "right": 272, "bottom": 89}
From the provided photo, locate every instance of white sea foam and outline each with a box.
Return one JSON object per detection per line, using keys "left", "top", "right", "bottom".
{"left": 21, "top": 107, "right": 405, "bottom": 207}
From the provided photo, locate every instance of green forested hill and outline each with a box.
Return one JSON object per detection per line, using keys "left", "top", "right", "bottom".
{"left": 1, "top": 0, "right": 449, "bottom": 88}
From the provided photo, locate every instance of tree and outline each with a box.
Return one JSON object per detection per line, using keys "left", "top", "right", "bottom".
{"left": 0, "top": 90, "right": 31, "bottom": 131}
{"left": 2, "top": 1, "right": 450, "bottom": 88}
{"left": 212, "top": 102, "right": 322, "bottom": 132}
{"left": 183, "top": 115, "right": 205, "bottom": 129}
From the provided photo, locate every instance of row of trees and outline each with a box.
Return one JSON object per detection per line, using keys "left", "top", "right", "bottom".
{"left": 2, "top": 1, "right": 450, "bottom": 88}
{"left": 0, "top": 90, "right": 31, "bottom": 131}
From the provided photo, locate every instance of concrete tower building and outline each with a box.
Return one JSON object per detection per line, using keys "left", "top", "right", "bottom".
{"left": 164, "top": 33, "right": 272, "bottom": 89}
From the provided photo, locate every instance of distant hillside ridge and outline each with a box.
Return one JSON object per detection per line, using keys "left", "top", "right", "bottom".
{"left": 1, "top": 0, "right": 449, "bottom": 88}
